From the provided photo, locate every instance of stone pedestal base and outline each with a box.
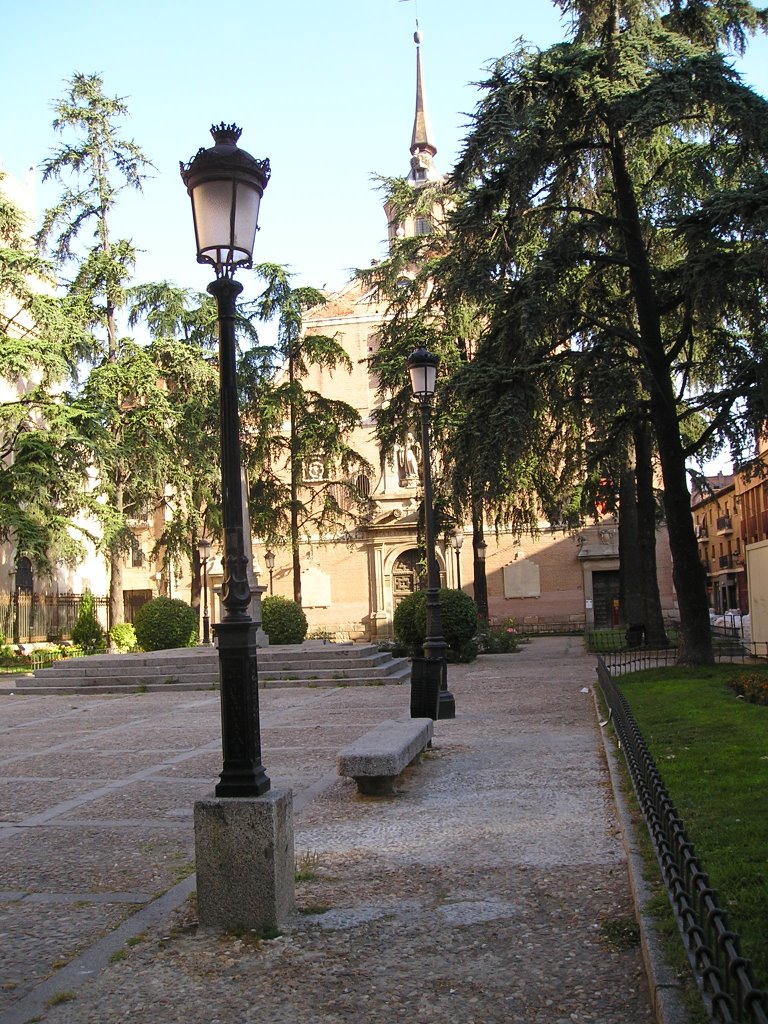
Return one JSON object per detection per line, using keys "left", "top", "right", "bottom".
{"left": 194, "top": 789, "right": 294, "bottom": 932}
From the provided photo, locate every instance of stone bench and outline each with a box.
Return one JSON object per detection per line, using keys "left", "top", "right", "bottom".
{"left": 336, "top": 718, "right": 434, "bottom": 795}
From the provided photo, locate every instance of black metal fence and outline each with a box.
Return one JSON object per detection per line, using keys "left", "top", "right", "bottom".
{"left": 0, "top": 593, "right": 110, "bottom": 645}
{"left": 601, "top": 639, "right": 768, "bottom": 675}
{"left": 596, "top": 657, "right": 768, "bottom": 1024}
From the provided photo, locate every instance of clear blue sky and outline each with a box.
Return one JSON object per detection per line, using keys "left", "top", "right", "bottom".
{"left": 3, "top": 0, "right": 766, "bottom": 306}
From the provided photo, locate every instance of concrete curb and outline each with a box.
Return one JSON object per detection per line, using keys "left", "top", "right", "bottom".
{"left": 592, "top": 689, "right": 691, "bottom": 1024}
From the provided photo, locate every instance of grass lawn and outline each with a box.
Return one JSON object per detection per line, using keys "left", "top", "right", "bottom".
{"left": 618, "top": 664, "right": 768, "bottom": 989}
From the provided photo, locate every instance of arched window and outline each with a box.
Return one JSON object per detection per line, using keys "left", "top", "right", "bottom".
{"left": 15, "top": 556, "right": 33, "bottom": 593}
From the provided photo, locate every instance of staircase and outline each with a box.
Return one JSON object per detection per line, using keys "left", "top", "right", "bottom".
{"left": 16, "top": 641, "right": 411, "bottom": 695}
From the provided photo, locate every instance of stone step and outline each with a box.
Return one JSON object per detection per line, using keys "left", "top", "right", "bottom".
{"left": 17, "top": 641, "right": 411, "bottom": 694}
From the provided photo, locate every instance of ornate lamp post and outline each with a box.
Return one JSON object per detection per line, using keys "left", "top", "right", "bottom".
{"left": 451, "top": 528, "right": 464, "bottom": 589}
{"left": 407, "top": 347, "right": 455, "bottom": 720}
{"left": 264, "top": 549, "right": 275, "bottom": 596}
{"left": 198, "top": 538, "right": 212, "bottom": 646}
{"left": 181, "top": 124, "right": 271, "bottom": 798}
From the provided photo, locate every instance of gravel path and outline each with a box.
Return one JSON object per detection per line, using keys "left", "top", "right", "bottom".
{"left": 1, "top": 637, "right": 657, "bottom": 1023}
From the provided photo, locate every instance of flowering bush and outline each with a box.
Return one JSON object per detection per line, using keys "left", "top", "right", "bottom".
{"left": 476, "top": 618, "right": 521, "bottom": 654}
{"left": 728, "top": 671, "right": 768, "bottom": 706}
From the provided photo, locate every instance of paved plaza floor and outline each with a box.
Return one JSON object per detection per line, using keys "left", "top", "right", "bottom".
{"left": 1, "top": 637, "right": 666, "bottom": 1023}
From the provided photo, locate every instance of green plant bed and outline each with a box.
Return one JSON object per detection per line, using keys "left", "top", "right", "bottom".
{"left": 618, "top": 664, "right": 768, "bottom": 989}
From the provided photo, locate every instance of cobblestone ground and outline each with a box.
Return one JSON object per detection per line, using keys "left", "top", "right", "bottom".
{"left": 0, "top": 637, "right": 655, "bottom": 1024}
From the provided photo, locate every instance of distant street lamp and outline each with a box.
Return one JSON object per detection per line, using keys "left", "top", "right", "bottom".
{"left": 477, "top": 539, "right": 488, "bottom": 562}
{"left": 451, "top": 528, "right": 464, "bottom": 589}
{"left": 181, "top": 123, "right": 271, "bottom": 798}
{"left": 407, "top": 346, "right": 455, "bottom": 720}
{"left": 264, "top": 549, "right": 276, "bottom": 596}
{"left": 198, "top": 538, "right": 212, "bottom": 645}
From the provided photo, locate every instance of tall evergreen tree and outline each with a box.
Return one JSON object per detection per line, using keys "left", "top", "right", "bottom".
{"left": 0, "top": 173, "right": 92, "bottom": 570}
{"left": 445, "top": 0, "right": 768, "bottom": 663}
{"left": 245, "top": 264, "right": 372, "bottom": 606}
{"left": 36, "top": 73, "right": 155, "bottom": 623}
{"left": 37, "top": 72, "right": 152, "bottom": 362}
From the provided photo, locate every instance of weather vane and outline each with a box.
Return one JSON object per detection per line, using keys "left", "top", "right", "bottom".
{"left": 399, "top": 0, "right": 420, "bottom": 30}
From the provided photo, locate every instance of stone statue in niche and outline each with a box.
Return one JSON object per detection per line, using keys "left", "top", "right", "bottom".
{"left": 396, "top": 433, "right": 421, "bottom": 486}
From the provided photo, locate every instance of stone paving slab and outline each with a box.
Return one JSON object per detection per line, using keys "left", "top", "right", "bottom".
{"left": 0, "top": 638, "right": 669, "bottom": 1024}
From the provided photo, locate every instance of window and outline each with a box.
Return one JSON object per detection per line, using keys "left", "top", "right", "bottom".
{"left": 356, "top": 473, "right": 372, "bottom": 498}
{"left": 414, "top": 216, "right": 431, "bottom": 235}
{"left": 130, "top": 535, "right": 145, "bottom": 568}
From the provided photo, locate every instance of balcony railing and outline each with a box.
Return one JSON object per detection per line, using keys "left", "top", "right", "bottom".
{"left": 716, "top": 515, "right": 733, "bottom": 533}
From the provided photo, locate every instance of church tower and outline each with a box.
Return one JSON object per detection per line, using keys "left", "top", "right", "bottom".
{"left": 385, "top": 29, "right": 444, "bottom": 245}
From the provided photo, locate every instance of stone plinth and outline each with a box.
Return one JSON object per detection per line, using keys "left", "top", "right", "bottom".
{"left": 194, "top": 789, "right": 294, "bottom": 932}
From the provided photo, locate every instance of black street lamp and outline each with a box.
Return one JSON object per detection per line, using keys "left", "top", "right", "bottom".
{"left": 264, "top": 549, "right": 275, "bottom": 596}
{"left": 407, "top": 346, "right": 455, "bottom": 720}
{"left": 198, "top": 538, "right": 212, "bottom": 646}
{"left": 451, "top": 528, "right": 464, "bottom": 589}
{"left": 181, "top": 124, "right": 271, "bottom": 797}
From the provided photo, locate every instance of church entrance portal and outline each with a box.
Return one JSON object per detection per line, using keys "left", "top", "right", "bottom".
{"left": 392, "top": 549, "right": 426, "bottom": 610}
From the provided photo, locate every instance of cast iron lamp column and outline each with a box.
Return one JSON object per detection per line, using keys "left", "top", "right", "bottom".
{"left": 198, "top": 538, "right": 212, "bottom": 646}
{"left": 264, "top": 549, "right": 275, "bottom": 596}
{"left": 451, "top": 528, "right": 464, "bottom": 589}
{"left": 407, "top": 347, "right": 455, "bottom": 720}
{"left": 181, "top": 123, "right": 271, "bottom": 797}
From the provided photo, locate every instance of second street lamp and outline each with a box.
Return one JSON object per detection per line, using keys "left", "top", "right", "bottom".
{"left": 407, "top": 346, "right": 455, "bottom": 720}
{"left": 198, "top": 538, "right": 212, "bottom": 645}
{"left": 451, "top": 528, "right": 464, "bottom": 589}
{"left": 264, "top": 549, "right": 275, "bottom": 596}
{"left": 181, "top": 123, "right": 271, "bottom": 798}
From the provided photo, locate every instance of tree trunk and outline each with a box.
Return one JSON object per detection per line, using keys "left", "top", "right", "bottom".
{"left": 109, "top": 477, "right": 124, "bottom": 630}
{"left": 608, "top": 132, "right": 713, "bottom": 664}
{"left": 471, "top": 497, "right": 489, "bottom": 621}
{"left": 618, "top": 468, "right": 643, "bottom": 624}
{"left": 289, "top": 351, "right": 302, "bottom": 607}
{"left": 634, "top": 419, "right": 667, "bottom": 646}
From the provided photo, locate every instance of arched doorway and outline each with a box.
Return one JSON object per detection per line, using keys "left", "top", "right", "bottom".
{"left": 392, "top": 549, "right": 425, "bottom": 610}
{"left": 15, "top": 556, "right": 33, "bottom": 593}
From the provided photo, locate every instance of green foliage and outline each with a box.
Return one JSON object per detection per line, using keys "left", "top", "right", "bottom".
{"left": 133, "top": 597, "right": 197, "bottom": 652}
{"left": 393, "top": 588, "right": 479, "bottom": 660}
{"left": 392, "top": 591, "right": 427, "bottom": 651}
{"left": 71, "top": 592, "right": 106, "bottom": 654}
{"left": 727, "top": 670, "right": 768, "bottom": 705}
{"left": 261, "top": 596, "right": 308, "bottom": 645}
{"left": 109, "top": 622, "right": 138, "bottom": 653}
{"left": 620, "top": 665, "right": 768, "bottom": 988}
{"left": 0, "top": 632, "right": 13, "bottom": 659}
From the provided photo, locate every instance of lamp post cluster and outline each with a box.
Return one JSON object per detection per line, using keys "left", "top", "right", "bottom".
{"left": 181, "top": 124, "right": 271, "bottom": 798}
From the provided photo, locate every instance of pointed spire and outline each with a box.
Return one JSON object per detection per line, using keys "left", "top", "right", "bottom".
{"left": 407, "top": 28, "right": 440, "bottom": 185}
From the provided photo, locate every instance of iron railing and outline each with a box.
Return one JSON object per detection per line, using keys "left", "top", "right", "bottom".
{"left": 602, "top": 638, "right": 767, "bottom": 675}
{"left": 0, "top": 593, "right": 110, "bottom": 645}
{"left": 596, "top": 657, "right": 768, "bottom": 1024}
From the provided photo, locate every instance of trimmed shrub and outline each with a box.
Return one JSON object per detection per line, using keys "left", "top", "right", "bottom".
{"left": 262, "top": 596, "right": 308, "bottom": 645}
{"left": 393, "top": 588, "right": 479, "bottom": 661}
{"left": 109, "top": 622, "right": 138, "bottom": 653}
{"left": 133, "top": 597, "right": 197, "bottom": 652}
{"left": 393, "top": 591, "right": 426, "bottom": 651}
{"left": 71, "top": 592, "right": 106, "bottom": 654}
